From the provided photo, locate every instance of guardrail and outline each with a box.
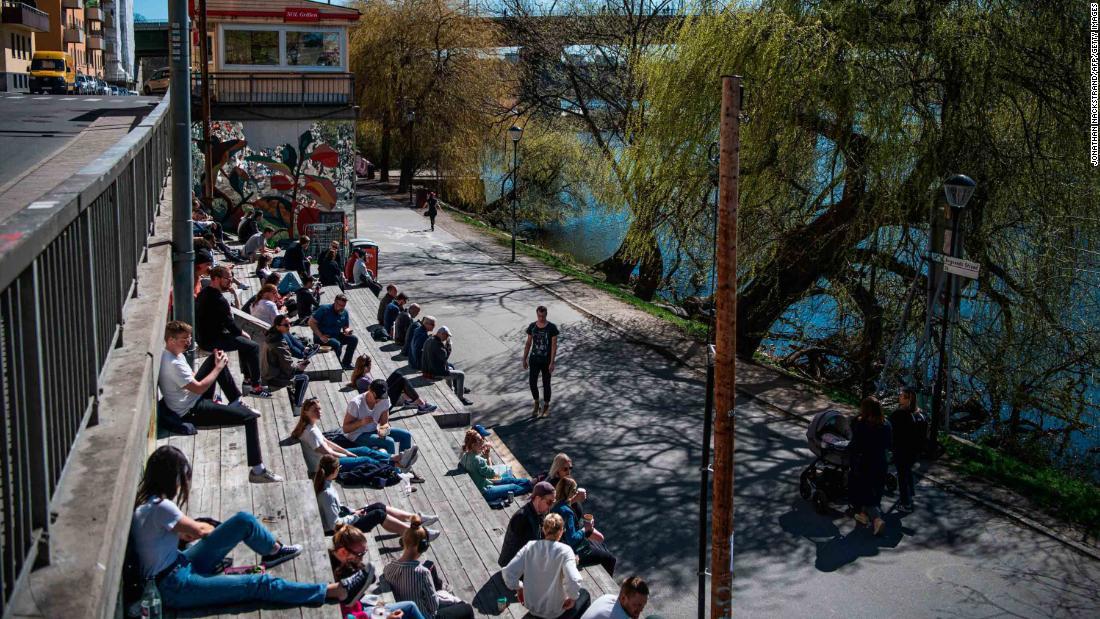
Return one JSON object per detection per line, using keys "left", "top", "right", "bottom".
{"left": 191, "top": 72, "right": 354, "bottom": 106}
{"left": 0, "top": 96, "right": 171, "bottom": 608}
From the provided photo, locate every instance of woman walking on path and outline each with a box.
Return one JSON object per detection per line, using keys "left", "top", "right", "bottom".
{"left": 523, "top": 306, "right": 559, "bottom": 418}
{"left": 424, "top": 192, "right": 439, "bottom": 231}
{"left": 849, "top": 397, "right": 893, "bottom": 535}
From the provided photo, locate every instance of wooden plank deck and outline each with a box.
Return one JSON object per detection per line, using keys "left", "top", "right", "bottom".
{"left": 154, "top": 257, "right": 613, "bottom": 618}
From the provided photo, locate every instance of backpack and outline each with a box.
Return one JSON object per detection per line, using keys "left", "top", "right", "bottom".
{"left": 337, "top": 460, "right": 402, "bottom": 489}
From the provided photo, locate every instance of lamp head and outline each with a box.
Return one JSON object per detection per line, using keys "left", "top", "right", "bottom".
{"left": 508, "top": 124, "right": 523, "bottom": 143}
{"left": 943, "top": 174, "right": 976, "bottom": 210}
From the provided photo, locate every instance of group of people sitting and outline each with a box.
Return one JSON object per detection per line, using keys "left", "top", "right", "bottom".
{"left": 370, "top": 283, "right": 473, "bottom": 407}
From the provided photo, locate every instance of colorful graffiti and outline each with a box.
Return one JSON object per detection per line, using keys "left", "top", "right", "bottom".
{"left": 192, "top": 120, "right": 356, "bottom": 241}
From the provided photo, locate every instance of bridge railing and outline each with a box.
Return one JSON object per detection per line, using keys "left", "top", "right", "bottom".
{"left": 458, "top": 0, "right": 692, "bottom": 17}
{"left": 0, "top": 96, "right": 171, "bottom": 608}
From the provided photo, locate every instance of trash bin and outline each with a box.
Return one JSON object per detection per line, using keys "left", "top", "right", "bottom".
{"left": 348, "top": 238, "right": 379, "bottom": 280}
{"left": 416, "top": 187, "right": 429, "bottom": 209}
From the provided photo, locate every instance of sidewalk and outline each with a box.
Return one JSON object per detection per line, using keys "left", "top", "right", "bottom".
{"left": 358, "top": 179, "right": 1099, "bottom": 559}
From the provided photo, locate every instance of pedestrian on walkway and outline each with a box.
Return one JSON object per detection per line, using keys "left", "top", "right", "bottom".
{"left": 424, "top": 192, "right": 439, "bottom": 231}
{"left": 523, "top": 305, "right": 559, "bottom": 418}
{"left": 849, "top": 397, "right": 892, "bottom": 535}
{"left": 130, "top": 446, "right": 372, "bottom": 611}
{"left": 158, "top": 321, "right": 281, "bottom": 483}
{"left": 890, "top": 385, "right": 927, "bottom": 511}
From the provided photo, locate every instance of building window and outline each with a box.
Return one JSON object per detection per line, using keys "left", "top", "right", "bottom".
{"left": 224, "top": 29, "right": 279, "bottom": 66}
{"left": 285, "top": 31, "right": 341, "bottom": 67}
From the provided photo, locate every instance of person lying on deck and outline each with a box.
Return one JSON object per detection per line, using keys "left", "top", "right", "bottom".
{"left": 313, "top": 454, "right": 441, "bottom": 538}
{"left": 130, "top": 446, "right": 372, "bottom": 611}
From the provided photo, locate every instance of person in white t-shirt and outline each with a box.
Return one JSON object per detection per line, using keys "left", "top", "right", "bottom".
{"left": 130, "top": 445, "right": 373, "bottom": 611}
{"left": 158, "top": 320, "right": 283, "bottom": 484}
{"left": 339, "top": 378, "right": 413, "bottom": 454}
{"left": 502, "top": 513, "right": 589, "bottom": 619}
{"left": 289, "top": 398, "right": 419, "bottom": 475}
{"left": 580, "top": 576, "right": 649, "bottom": 619}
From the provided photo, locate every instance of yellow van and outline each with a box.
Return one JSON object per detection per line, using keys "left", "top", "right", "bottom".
{"left": 29, "top": 51, "right": 75, "bottom": 95}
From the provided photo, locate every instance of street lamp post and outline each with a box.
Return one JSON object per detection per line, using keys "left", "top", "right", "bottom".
{"left": 937, "top": 174, "right": 976, "bottom": 437}
{"left": 406, "top": 107, "right": 416, "bottom": 206}
{"left": 508, "top": 124, "right": 523, "bottom": 262}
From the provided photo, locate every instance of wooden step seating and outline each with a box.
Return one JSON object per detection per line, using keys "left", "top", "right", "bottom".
{"left": 310, "top": 284, "right": 618, "bottom": 615}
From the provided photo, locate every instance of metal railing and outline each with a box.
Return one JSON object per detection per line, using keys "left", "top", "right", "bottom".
{"left": 191, "top": 72, "right": 354, "bottom": 106}
{"left": 0, "top": 96, "right": 171, "bottom": 607}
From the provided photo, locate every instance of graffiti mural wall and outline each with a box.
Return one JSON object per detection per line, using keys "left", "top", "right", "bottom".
{"left": 192, "top": 120, "right": 356, "bottom": 244}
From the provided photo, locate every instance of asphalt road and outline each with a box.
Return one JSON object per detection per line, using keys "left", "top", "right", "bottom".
{"left": 0, "top": 92, "right": 161, "bottom": 187}
{"left": 357, "top": 197, "right": 1100, "bottom": 618}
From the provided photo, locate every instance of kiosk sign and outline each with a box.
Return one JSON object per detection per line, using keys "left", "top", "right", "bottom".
{"left": 285, "top": 8, "right": 320, "bottom": 22}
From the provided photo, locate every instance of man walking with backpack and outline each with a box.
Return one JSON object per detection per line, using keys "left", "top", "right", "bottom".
{"left": 890, "top": 385, "right": 928, "bottom": 511}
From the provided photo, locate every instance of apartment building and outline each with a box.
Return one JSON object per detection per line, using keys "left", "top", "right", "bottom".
{"left": 34, "top": 0, "right": 102, "bottom": 78}
{"left": 1, "top": 1, "right": 49, "bottom": 91}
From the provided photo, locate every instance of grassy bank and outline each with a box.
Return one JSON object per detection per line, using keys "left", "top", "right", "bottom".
{"left": 447, "top": 208, "right": 710, "bottom": 340}
{"left": 943, "top": 437, "right": 1100, "bottom": 533}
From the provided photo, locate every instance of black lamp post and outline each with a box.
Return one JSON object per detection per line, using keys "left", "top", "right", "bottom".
{"left": 936, "top": 173, "right": 975, "bottom": 436}
{"left": 508, "top": 124, "right": 523, "bottom": 262}
{"left": 406, "top": 106, "right": 416, "bottom": 206}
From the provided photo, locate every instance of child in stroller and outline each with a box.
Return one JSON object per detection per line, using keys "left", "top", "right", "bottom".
{"left": 799, "top": 409, "right": 896, "bottom": 513}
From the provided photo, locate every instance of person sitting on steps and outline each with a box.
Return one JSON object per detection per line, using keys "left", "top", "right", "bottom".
{"left": 501, "top": 513, "right": 589, "bottom": 619}
{"left": 309, "top": 293, "right": 359, "bottom": 371}
{"left": 262, "top": 315, "right": 310, "bottom": 416}
{"left": 384, "top": 292, "right": 408, "bottom": 339}
{"left": 384, "top": 515, "right": 476, "bottom": 618}
{"left": 291, "top": 398, "right": 419, "bottom": 475}
{"left": 460, "top": 429, "right": 532, "bottom": 505}
{"left": 349, "top": 355, "right": 437, "bottom": 414}
{"left": 377, "top": 283, "right": 398, "bottom": 327}
{"left": 329, "top": 525, "right": 429, "bottom": 619}
{"left": 313, "top": 455, "right": 440, "bottom": 538}
{"left": 339, "top": 378, "right": 414, "bottom": 455}
{"left": 421, "top": 326, "right": 472, "bottom": 406}
{"left": 394, "top": 302, "right": 419, "bottom": 348}
{"left": 551, "top": 477, "right": 616, "bottom": 576}
{"left": 195, "top": 265, "right": 270, "bottom": 397}
{"left": 158, "top": 320, "right": 282, "bottom": 484}
{"left": 130, "top": 446, "right": 372, "bottom": 611}
{"left": 405, "top": 315, "right": 433, "bottom": 372}
{"left": 498, "top": 481, "right": 556, "bottom": 567}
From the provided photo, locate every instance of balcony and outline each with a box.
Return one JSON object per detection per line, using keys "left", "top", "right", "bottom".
{"left": 64, "top": 25, "right": 85, "bottom": 44}
{"left": 1, "top": 1, "right": 50, "bottom": 32}
{"left": 61, "top": 0, "right": 82, "bottom": 8}
{"left": 191, "top": 72, "right": 356, "bottom": 120}
{"left": 86, "top": 6, "right": 103, "bottom": 21}
{"left": 87, "top": 34, "right": 103, "bottom": 50}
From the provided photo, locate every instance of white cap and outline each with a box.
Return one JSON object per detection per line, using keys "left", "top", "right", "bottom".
{"left": 437, "top": 326, "right": 451, "bottom": 335}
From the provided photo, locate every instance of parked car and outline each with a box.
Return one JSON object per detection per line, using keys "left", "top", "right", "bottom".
{"left": 143, "top": 68, "right": 169, "bottom": 95}
{"left": 74, "top": 73, "right": 92, "bottom": 95}
{"left": 95, "top": 79, "right": 111, "bottom": 95}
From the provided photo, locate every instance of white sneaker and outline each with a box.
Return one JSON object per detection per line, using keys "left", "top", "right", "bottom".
{"left": 426, "top": 528, "right": 441, "bottom": 541}
{"left": 249, "top": 469, "right": 284, "bottom": 483}
{"left": 229, "top": 399, "right": 261, "bottom": 418}
{"left": 418, "top": 513, "right": 440, "bottom": 528}
{"left": 397, "top": 446, "right": 419, "bottom": 469}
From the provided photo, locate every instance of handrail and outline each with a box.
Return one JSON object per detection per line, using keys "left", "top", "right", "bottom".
{"left": 0, "top": 95, "right": 171, "bottom": 607}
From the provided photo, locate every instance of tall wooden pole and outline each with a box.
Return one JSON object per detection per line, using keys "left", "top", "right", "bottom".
{"left": 710, "top": 74, "right": 740, "bottom": 619}
{"left": 198, "top": 0, "right": 214, "bottom": 208}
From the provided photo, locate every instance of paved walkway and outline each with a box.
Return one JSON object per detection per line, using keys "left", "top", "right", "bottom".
{"left": 354, "top": 183, "right": 1100, "bottom": 618}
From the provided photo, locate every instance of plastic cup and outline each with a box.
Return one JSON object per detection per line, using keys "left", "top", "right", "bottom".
{"left": 497, "top": 597, "right": 509, "bottom": 612}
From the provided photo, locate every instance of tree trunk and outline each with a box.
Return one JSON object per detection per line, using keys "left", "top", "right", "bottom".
{"left": 595, "top": 215, "right": 653, "bottom": 284}
{"left": 633, "top": 233, "right": 663, "bottom": 301}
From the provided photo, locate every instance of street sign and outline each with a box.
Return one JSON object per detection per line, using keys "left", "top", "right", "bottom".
{"left": 943, "top": 256, "right": 981, "bottom": 279}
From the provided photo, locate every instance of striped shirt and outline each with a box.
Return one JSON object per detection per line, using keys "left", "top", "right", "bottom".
{"left": 383, "top": 559, "right": 440, "bottom": 617}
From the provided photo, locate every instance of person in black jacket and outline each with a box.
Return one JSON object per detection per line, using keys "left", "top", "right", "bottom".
{"left": 376, "top": 283, "right": 397, "bottom": 326}
{"left": 421, "top": 326, "right": 471, "bottom": 405}
{"left": 262, "top": 316, "right": 311, "bottom": 415}
{"left": 195, "top": 265, "right": 270, "bottom": 397}
{"left": 849, "top": 397, "right": 892, "bottom": 535}
{"left": 283, "top": 236, "right": 312, "bottom": 281}
{"left": 295, "top": 275, "right": 322, "bottom": 325}
{"left": 237, "top": 209, "right": 262, "bottom": 242}
{"left": 890, "top": 386, "right": 927, "bottom": 511}
{"left": 498, "top": 481, "right": 555, "bottom": 567}
{"left": 318, "top": 248, "right": 346, "bottom": 289}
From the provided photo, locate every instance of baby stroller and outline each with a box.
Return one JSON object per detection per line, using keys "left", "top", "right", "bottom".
{"left": 799, "top": 409, "right": 896, "bottom": 513}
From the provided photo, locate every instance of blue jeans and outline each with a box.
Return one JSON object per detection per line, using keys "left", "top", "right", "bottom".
{"left": 354, "top": 427, "right": 412, "bottom": 455}
{"left": 340, "top": 446, "right": 391, "bottom": 469}
{"left": 159, "top": 512, "right": 326, "bottom": 609}
{"left": 387, "top": 601, "right": 427, "bottom": 619}
{"left": 482, "top": 475, "right": 533, "bottom": 502}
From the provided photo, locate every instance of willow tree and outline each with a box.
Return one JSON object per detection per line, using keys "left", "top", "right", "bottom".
{"left": 623, "top": 1, "right": 1099, "bottom": 452}
{"left": 350, "top": 0, "right": 512, "bottom": 192}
